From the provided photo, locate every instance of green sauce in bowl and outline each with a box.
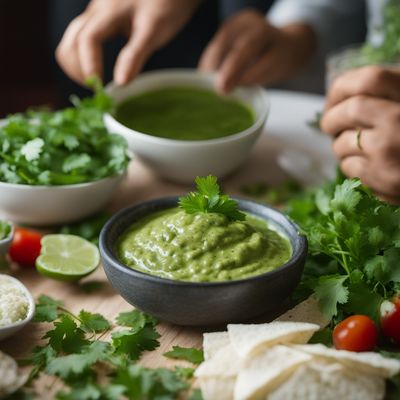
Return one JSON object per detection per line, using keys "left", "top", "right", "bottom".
{"left": 117, "top": 208, "right": 291, "bottom": 282}
{"left": 114, "top": 87, "right": 255, "bottom": 141}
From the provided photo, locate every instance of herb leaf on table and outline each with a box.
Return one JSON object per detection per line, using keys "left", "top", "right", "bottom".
{"left": 164, "top": 346, "right": 204, "bottom": 364}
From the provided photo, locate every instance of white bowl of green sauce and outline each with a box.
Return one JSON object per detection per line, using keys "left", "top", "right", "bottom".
{"left": 104, "top": 69, "right": 269, "bottom": 183}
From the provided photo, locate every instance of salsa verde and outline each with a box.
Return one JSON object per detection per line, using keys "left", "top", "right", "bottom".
{"left": 117, "top": 208, "right": 291, "bottom": 282}
{"left": 114, "top": 87, "right": 255, "bottom": 141}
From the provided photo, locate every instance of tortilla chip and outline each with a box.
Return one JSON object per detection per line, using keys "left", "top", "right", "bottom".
{"left": 0, "top": 350, "right": 23, "bottom": 397}
{"left": 228, "top": 321, "right": 319, "bottom": 358}
{"left": 198, "top": 377, "right": 235, "bottom": 400}
{"left": 195, "top": 343, "right": 242, "bottom": 378}
{"left": 234, "top": 345, "right": 312, "bottom": 400}
{"left": 292, "top": 344, "right": 400, "bottom": 378}
{"left": 203, "top": 332, "right": 230, "bottom": 361}
{"left": 268, "top": 360, "right": 385, "bottom": 400}
{"left": 275, "top": 296, "right": 330, "bottom": 328}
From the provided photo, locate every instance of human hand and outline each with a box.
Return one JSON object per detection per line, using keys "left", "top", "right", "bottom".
{"left": 198, "top": 9, "right": 316, "bottom": 93}
{"left": 56, "top": 0, "right": 201, "bottom": 86}
{"left": 321, "top": 66, "right": 400, "bottom": 204}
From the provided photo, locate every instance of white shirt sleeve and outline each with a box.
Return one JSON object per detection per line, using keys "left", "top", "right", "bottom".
{"left": 267, "top": 0, "right": 366, "bottom": 93}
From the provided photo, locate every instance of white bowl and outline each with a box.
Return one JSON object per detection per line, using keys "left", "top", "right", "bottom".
{"left": 0, "top": 275, "right": 35, "bottom": 341}
{"left": 0, "top": 174, "right": 124, "bottom": 226}
{"left": 104, "top": 69, "right": 269, "bottom": 183}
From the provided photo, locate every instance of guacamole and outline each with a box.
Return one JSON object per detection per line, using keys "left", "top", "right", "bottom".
{"left": 117, "top": 208, "right": 291, "bottom": 282}
{"left": 114, "top": 87, "right": 255, "bottom": 141}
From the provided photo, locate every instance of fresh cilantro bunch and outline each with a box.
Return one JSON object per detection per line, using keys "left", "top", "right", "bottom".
{"left": 19, "top": 295, "right": 202, "bottom": 400}
{"left": 0, "top": 79, "right": 129, "bottom": 186}
{"left": 179, "top": 175, "right": 245, "bottom": 221}
{"left": 287, "top": 174, "right": 400, "bottom": 323}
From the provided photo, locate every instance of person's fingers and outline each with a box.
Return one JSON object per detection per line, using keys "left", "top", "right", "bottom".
{"left": 341, "top": 156, "right": 400, "bottom": 198}
{"left": 238, "top": 50, "right": 282, "bottom": 86}
{"left": 374, "top": 191, "right": 400, "bottom": 205}
{"left": 217, "top": 37, "right": 269, "bottom": 93}
{"left": 340, "top": 156, "right": 368, "bottom": 181}
{"left": 198, "top": 27, "right": 232, "bottom": 72}
{"left": 114, "top": 21, "right": 157, "bottom": 85}
{"left": 321, "top": 96, "right": 397, "bottom": 136}
{"left": 326, "top": 66, "right": 400, "bottom": 110}
{"left": 56, "top": 15, "right": 89, "bottom": 83}
{"left": 332, "top": 129, "right": 374, "bottom": 159}
{"left": 77, "top": 12, "right": 125, "bottom": 80}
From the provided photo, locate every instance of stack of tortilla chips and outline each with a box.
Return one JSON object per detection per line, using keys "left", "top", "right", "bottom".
{"left": 195, "top": 298, "right": 400, "bottom": 400}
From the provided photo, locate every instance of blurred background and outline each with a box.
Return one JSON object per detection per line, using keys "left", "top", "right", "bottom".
{"left": 0, "top": 0, "right": 369, "bottom": 117}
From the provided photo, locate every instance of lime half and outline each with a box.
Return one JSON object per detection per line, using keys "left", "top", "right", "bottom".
{"left": 36, "top": 234, "right": 100, "bottom": 281}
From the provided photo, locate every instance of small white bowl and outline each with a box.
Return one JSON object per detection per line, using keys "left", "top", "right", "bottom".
{"left": 104, "top": 69, "right": 269, "bottom": 183}
{"left": 0, "top": 174, "right": 124, "bottom": 226}
{"left": 0, "top": 275, "right": 35, "bottom": 342}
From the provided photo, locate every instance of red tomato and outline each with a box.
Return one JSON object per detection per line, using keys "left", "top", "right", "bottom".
{"left": 9, "top": 227, "right": 42, "bottom": 266}
{"left": 333, "top": 315, "right": 378, "bottom": 352}
{"left": 381, "top": 298, "right": 400, "bottom": 344}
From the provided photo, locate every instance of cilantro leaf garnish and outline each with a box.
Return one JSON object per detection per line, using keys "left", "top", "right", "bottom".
{"left": 164, "top": 346, "right": 204, "bottom": 364}
{"left": 179, "top": 175, "right": 245, "bottom": 220}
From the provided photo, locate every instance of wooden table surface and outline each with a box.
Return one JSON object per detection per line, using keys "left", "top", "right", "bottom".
{"left": 0, "top": 90, "right": 327, "bottom": 398}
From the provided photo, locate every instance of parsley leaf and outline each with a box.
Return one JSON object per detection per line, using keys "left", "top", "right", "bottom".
{"left": 78, "top": 310, "right": 111, "bottom": 333}
{"left": 313, "top": 275, "right": 349, "bottom": 319}
{"left": 179, "top": 175, "right": 245, "bottom": 221}
{"left": 46, "top": 341, "right": 110, "bottom": 379}
{"left": 33, "top": 295, "right": 63, "bottom": 323}
{"left": 111, "top": 326, "right": 160, "bottom": 361}
{"left": 44, "top": 314, "right": 89, "bottom": 354}
{"left": 112, "top": 365, "right": 188, "bottom": 400}
{"left": 116, "top": 310, "right": 158, "bottom": 328}
{"left": 164, "top": 346, "right": 204, "bottom": 364}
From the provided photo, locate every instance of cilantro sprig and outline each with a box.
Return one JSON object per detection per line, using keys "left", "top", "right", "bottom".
{"left": 0, "top": 79, "right": 129, "bottom": 186}
{"left": 21, "top": 296, "right": 202, "bottom": 400}
{"left": 179, "top": 175, "right": 245, "bottom": 221}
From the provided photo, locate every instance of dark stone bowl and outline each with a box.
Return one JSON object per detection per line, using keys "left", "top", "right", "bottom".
{"left": 99, "top": 197, "right": 307, "bottom": 326}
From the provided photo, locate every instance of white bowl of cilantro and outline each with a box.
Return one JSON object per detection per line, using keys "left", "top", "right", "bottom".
{"left": 0, "top": 82, "right": 130, "bottom": 226}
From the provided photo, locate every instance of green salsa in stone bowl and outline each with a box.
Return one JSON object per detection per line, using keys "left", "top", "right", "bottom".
{"left": 99, "top": 197, "right": 307, "bottom": 326}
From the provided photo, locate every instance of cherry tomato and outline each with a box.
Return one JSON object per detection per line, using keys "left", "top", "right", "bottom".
{"left": 381, "top": 298, "right": 400, "bottom": 344}
{"left": 9, "top": 227, "right": 42, "bottom": 266}
{"left": 333, "top": 315, "right": 378, "bottom": 352}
